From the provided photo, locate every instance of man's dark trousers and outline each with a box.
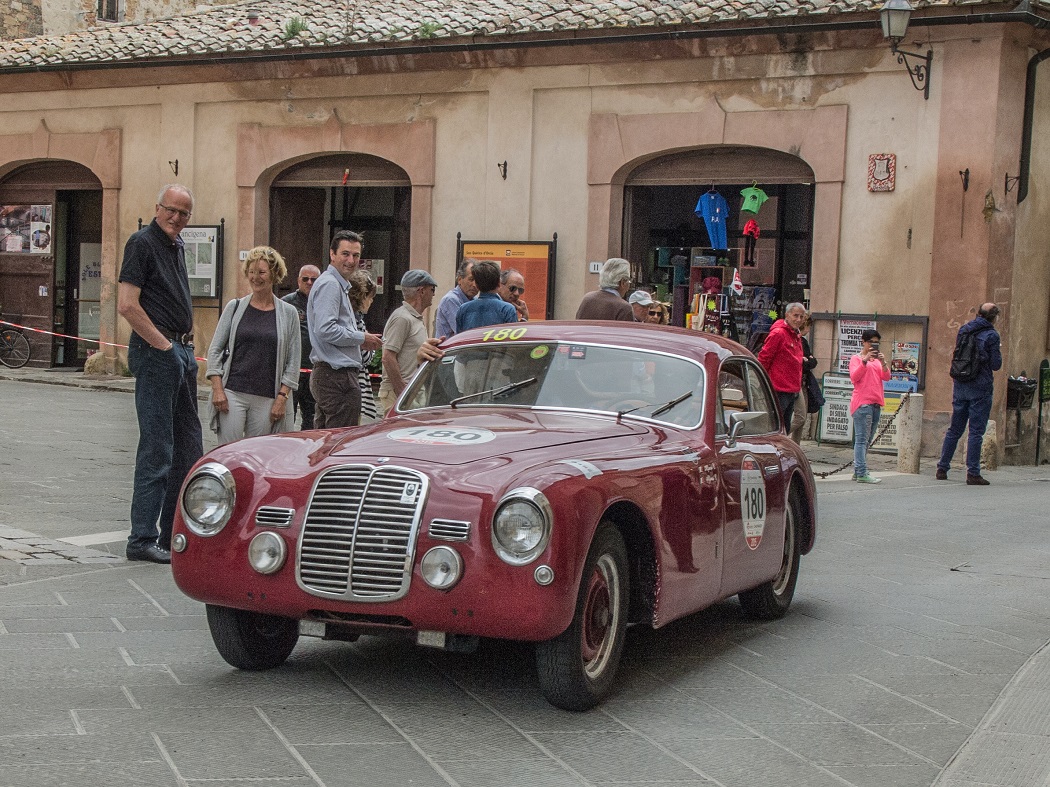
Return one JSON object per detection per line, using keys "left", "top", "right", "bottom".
{"left": 937, "top": 389, "right": 993, "bottom": 478}
{"left": 127, "top": 334, "right": 203, "bottom": 550}
{"left": 294, "top": 370, "right": 315, "bottom": 430}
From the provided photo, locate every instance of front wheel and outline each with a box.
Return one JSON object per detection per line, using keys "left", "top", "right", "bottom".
{"left": 738, "top": 485, "right": 802, "bottom": 620}
{"left": 536, "top": 523, "right": 629, "bottom": 711}
{"left": 206, "top": 604, "right": 299, "bottom": 670}
{"left": 0, "top": 330, "right": 30, "bottom": 369}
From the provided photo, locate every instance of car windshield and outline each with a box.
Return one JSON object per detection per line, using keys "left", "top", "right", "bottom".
{"left": 401, "top": 341, "right": 705, "bottom": 427}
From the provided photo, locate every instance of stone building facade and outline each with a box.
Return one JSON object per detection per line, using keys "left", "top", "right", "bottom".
{"left": 1, "top": 0, "right": 1048, "bottom": 460}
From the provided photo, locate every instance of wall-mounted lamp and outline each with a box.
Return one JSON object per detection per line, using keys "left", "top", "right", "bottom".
{"left": 880, "top": 0, "right": 933, "bottom": 100}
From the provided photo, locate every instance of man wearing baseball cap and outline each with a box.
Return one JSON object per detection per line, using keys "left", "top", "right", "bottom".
{"left": 628, "top": 290, "right": 654, "bottom": 322}
{"left": 378, "top": 269, "right": 438, "bottom": 414}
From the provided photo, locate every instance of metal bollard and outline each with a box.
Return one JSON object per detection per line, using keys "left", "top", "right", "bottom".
{"left": 896, "top": 393, "right": 923, "bottom": 474}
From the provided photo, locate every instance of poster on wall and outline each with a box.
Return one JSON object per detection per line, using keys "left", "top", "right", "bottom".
{"left": 836, "top": 318, "right": 877, "bottom": 373}
{"left": 360, "top": 258, "right": 385, "bottom": 295}
{"left": 0, "top": 204, "right": 52, "bottom": 253}
{"left": 891, "top": 341, "right": 921, "bottom": 387}
{"left": 180, "top": 225, "right": 223, "bottom": 298}
{"left": 457, "top": 238, "right": 556, "bottom": 321}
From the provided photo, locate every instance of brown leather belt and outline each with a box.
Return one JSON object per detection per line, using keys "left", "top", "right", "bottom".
{"left": 159, "top": 328, "right": 194, "bottom": 345}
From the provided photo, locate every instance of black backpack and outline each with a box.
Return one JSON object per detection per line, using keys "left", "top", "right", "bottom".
{"left": 949, "top": 328, "right": 983, "bottom": 382}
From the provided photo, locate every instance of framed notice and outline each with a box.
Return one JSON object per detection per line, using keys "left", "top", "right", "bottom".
{"left": 457, "top": 236, "right": 557, "bottom": 320}
{"left": 836, "top": 318, "right": 877, "bottom": 373}
{"left": 180, "top": 223, "right": 224, "bottom": 299}
{"left": 0, "top": 204, "right": 52, "bottom": 254}
{"left": 867, "top": 153, "right": 896, "bottom": 192}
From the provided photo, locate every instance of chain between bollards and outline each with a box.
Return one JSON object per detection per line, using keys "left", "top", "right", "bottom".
{"left": 813, "top": 390, "right": 912, "bottom": 479}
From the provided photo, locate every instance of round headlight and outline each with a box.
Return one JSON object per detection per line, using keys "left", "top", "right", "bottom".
{"left": 248, "top": 531, "right": 287, "bottom": 575}
{"left": 180, "top": 462, "right": 235, "bottom": 536}
{"left": 420, "top": 546, "right": 463, "bottom": 590}
{"left": 492, "top": 487, "right": 553, "bottom": 565}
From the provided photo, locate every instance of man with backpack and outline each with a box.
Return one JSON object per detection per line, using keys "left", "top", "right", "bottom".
{"left": 936, "top": 303, "right": 1002, "bottom": 485}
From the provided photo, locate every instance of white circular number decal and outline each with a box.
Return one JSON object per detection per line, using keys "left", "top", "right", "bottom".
{"left": 740, "top": 454, "right": 766, "bottom": 550}
{"left": 387, "top": 427, "right": 496, "bottom": 446}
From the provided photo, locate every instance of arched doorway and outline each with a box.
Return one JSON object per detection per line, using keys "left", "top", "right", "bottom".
{"left": 0, "top": 161, "right": 102, "bottom": 367}
{"left": 269, "top": 154, "right": 411, "bottom": 332}
{"left": 622, "top": 146, "right": 815, "bottom": 343}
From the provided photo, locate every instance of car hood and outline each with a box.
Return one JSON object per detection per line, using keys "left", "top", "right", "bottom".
{"left": 214, "top": 409, "right": 650, "bottom": 467}
{"left": 317, "top": 409, "right": 651, "bottom": 466}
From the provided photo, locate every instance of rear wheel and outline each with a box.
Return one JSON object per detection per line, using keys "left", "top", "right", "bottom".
{"left": 739, "top": 485, "right": 802, "bottom": 620}
{"left": 206, "top": 604, "right": 299, "bottom": 670}
{"left": 536, "top": 523, "right": 628, "bottom": 711}
{"left": 0, "top": 330, "right": 30, "bottom": 369}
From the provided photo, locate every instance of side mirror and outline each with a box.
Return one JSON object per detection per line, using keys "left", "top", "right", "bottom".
{"left": 727, "top": 411, "right": 765, "bottom": 447}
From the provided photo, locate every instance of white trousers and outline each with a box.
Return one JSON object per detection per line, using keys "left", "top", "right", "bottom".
{"left": 216, "top": 389, "right": 292, "bottom": 445}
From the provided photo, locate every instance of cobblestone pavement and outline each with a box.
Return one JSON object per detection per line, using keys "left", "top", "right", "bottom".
{"left": 2, "top": 372, "right": 1049, "bottom": 787}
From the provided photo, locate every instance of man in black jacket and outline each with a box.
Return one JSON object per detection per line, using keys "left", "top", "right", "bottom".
{"left": 282, "top": 264, "right": 320, "bottom": 429}
{"left": 936, "top": 303, "right": 1002, "bottom": 485}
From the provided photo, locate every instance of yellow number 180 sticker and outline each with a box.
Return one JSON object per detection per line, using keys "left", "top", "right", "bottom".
{"left": 481, "top": 326, "right": 528, "bottom": 341}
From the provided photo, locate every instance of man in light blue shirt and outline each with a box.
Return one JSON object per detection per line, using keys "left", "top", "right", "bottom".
{"left": 307, "top": 230, "right": 382, "bottom": 428}
{"left": 434, "top": 259, "right": 477, "bottom": 338}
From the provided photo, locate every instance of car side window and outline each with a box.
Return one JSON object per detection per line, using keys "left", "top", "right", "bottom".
{"left": 743, "top": 362, "right": 779, "bottom": 434}
{"left": 716, "top": 360, "right": 749, "bottom": 435}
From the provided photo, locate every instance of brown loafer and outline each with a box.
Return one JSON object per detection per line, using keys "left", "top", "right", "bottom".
{"left": 935, "top": 469, "right": 948, "bottom": 480}
{"left": 966, "top": 474, "right": 990, "bottom": 486}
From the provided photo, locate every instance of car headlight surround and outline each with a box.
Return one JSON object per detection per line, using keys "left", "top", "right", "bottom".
{"left": 248, "top": 531, "right": 287, "bottom": 575}
{"left": 492, "top": 487, "right": 553, "bottom": 565}
{"left": 180, "top": 462, "right": 236, "bottom": 536}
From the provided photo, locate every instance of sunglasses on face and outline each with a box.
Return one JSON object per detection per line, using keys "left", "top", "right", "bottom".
{"left": 508, "top": 285, "right": 525, "bottom": 295}
{"left": 300, "top": 276, "right": 318, "bottom": 282}
{"left": 648, "top": 310, "right": 662, "bottom": 316}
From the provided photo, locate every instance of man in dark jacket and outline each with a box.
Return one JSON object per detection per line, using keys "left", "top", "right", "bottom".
{"left": 936, "top": 303, "right": 1002, "bottom": 485}
{"left": 282, "top": 264, "right": 319, "bottom": 429}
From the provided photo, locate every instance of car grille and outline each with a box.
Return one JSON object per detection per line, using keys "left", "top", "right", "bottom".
{"left": 428, "top": 518, "right": 471, "bottom": 541}
{"left": 255, "top": 506, "right": 295, "bottom": 528}
{"left": 297, "top": 465, "right": 427, "bottom": 601}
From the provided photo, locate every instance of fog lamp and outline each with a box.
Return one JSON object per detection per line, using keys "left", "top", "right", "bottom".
{"left": 420, "top": 546, "right": 463, "bottom": 590}
{"left": 248, "top": 531, "right": 287, "bottom": 575}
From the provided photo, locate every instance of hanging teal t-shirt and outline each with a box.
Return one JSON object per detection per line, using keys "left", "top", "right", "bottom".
{"left": 740, "top": 186, "right": 769, "bottom": 214}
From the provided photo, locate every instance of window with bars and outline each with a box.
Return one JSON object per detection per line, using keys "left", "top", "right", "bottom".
{"left": 98, "top": 0, "right": 119, "bottom": 22}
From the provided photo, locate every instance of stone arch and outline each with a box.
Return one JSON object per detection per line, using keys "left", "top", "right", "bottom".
{"left": 586, "top": 105, "right": 845, "bottom": 311}
{"left": 236, "top": 117, "right": 435, "bottom": 268}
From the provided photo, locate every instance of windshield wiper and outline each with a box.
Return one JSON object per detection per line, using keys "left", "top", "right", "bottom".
{"left": 449, "top": 377, "right": 537, "bottom": 407}
{"left": 650, "top": 390, "right": 693, "bottom": 418}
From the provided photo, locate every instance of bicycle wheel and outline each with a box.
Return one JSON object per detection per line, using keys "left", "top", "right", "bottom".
{"left": 0, "top": 329, "right": 31, "bottom": 369}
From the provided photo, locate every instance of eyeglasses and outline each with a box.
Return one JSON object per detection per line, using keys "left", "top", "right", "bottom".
{"left": 300, "top": 276, "right": 318, "bottom": 282}
{"left": 648, "top": 309, "right": 663, "bottom": 316}
{"left": 508, "top": 285, "right": 525, "bottom": 295}
{"left": 159, "top": 204, "right": 192, "bottom": 220}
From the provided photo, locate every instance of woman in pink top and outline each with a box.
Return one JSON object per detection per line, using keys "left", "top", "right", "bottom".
{"left": 849, "top": 329, "right": 891, "bottom": 483}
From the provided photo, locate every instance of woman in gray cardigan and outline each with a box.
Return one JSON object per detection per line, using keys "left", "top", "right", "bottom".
{"left": 206, "top": 246, "right": 301, "bottom": 444}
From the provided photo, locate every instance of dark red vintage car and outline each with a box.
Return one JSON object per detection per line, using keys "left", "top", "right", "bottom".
{"left": 172, "top": 321, "right": 817, "bottom": 710}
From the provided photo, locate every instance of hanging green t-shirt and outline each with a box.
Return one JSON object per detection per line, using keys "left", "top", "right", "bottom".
{"left": 740, "top": 186, "right": 769, "bottom": 214}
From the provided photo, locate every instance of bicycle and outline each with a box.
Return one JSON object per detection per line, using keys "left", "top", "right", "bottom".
{"left": 0, "top": 312, "right": 31, "bottom": 369}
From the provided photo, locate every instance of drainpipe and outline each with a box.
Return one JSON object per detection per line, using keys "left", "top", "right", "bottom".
{"left": 1016, "top": 46, "right": 1050, "bottom": 202}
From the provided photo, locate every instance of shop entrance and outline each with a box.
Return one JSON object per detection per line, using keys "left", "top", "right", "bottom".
{"left": 0, "top": 161, "right": 102, "bottom": 368}
{"left": 621, "top": 146, "right": 815, "bottom": 345}
{"left": 270, "top": 154, "right": 411, "bottom": 332}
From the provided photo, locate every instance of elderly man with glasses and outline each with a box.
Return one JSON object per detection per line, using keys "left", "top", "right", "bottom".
{"left": 116, "top": 184, "right": 203, "bottom": 564}
{"left": 281, "top": 264, "right": 321, "bottom": 429}
{"left": 498, "top": 268, "right": 530, "bottom": 322}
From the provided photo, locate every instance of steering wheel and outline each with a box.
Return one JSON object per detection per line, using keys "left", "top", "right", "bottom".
{"left": 607, "top": 398, "right": 650, "bottom": 413}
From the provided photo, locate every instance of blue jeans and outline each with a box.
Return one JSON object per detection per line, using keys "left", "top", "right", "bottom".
{"left": 852, "top": 404, "right": 882, "bottom": 477}
{"left": 937, "top": 390, "right": 993, "bottom": 477}
{"left": 127, "top": 334, "right": 203, "bottom": 549}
